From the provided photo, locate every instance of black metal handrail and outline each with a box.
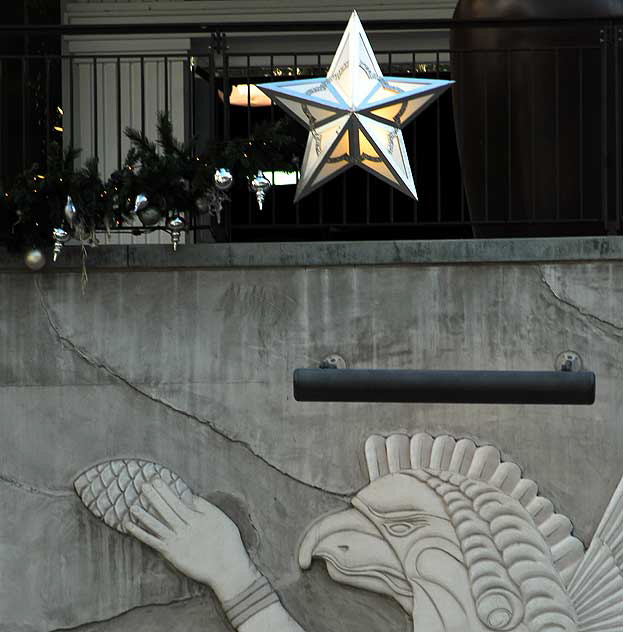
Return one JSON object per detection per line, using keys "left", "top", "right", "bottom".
{"left": 0, "top": 16, "right": 621, "bottom": 34}
{"left": 1, "top": 17, "right": 621, "bottom": 244}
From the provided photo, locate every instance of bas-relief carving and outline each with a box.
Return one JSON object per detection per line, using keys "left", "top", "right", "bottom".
{"left": 75, "top": 433, "right": 623, "bottom": 632}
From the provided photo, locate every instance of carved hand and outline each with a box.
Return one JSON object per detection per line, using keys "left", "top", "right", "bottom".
{"left": 125, "top": 479, "right": 261, "bottom": 602}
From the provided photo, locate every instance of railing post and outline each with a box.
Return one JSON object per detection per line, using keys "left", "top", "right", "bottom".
{"left": 601, "top": 21, "right": 621, "bottom": 234}
{"left": 615, "top": 22, "right": 623, "bottom": 233}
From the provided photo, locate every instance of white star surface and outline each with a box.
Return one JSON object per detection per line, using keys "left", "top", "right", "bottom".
{"left": 257, "top": 11, "right": 454, "bottom": 202}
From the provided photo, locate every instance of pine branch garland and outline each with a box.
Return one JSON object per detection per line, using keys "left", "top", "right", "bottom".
{"left": 0, "top": 112, "right": 303, "bottom": 255}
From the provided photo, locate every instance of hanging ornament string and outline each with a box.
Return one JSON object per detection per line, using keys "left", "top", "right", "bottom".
{"left": 0, "top": 115, "right": 302, "bottom": 269}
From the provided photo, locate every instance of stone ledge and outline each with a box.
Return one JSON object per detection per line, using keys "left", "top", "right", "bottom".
{"left": 2, "top": 236, "right": 623, "bottom": 272}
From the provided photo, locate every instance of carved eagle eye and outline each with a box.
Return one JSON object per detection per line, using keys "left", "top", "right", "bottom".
{"left": 384, "top": 520, "right": 426, "bottom": 537}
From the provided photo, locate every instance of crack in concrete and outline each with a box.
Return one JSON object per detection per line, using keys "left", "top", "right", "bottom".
{"left": 536, "top": 266, "right": 623, "bottom": 337}
{"left": 0, "top": 472, "right": 73, "bottom": 498}
{"left": 48, "top": 595, "right": 204, "bottom": 631}
{"left": 34, "top": 278, "right": 352, "bottom": 501}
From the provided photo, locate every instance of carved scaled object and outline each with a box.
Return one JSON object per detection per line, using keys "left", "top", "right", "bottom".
{"left": 299, "top": 432, "right": 623, "bottom": 632}
{"left": 74, "top": 459, "right": 194, "bottom": 533}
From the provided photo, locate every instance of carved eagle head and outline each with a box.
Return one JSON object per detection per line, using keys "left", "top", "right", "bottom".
{"left": 299, "top": 434, "right": 584, "bottom": 632}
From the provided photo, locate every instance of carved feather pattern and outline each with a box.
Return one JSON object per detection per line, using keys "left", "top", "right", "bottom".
{"left": 74, "top": 459, "right": 194, "bottom": 533}
{"left": 566, "top": 477, "right": 623, "bottom": 632}
{"left": 364, "top": 433, "right": 585, "bottom": 586}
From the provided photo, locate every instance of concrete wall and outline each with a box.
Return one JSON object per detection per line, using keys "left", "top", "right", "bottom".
{"left": 2, "top": 237, "right": 623, "bottom": 631}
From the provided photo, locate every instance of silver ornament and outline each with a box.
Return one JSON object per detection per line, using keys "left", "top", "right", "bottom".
{"left": 166, "top": 213, "right": 186, "bottom": 252}
{"left": 214, "top": 168, "right": 234, "bottom": 192}
{"left": 250, "top": 171, "right": 271, "bottom": 211}
{"left": 137, "top": 205, "right": 163, "bottom": 227}
{"left": 52, "top": 227, "right": 70, "bottom": 262}
{"left": 24, "top": 248, "right": 45, "bottom": 271}
{"left": 64, "top": 195, "right": 77, "bottom": 228}
{"left": 132, "top": 193, "right": 149, "bottom": 215}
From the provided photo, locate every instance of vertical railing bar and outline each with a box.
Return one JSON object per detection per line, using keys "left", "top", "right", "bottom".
{"left": 507, "top": 49, "right": 512, "bottom": 222}
{"left": 189, "top": 54, "right": 197, "bottom": 242}
{"left": 164, "top": 54, "right": 169, "bottom": 116}
{"left": 579, "top": 47, "right": 584, "bottom": 218}
{"left": 555, "top": 48, "right": 560, "bottom": 221}
{"left": 366, "top": 173, "right": 371, "bottom": 224}
{"left": 246, "top": 55, "right": 251, "bottom": 137}
{"left": 23, "top": 33, "right": 30, "bottom": 172}
{"left": 436, "top": 49, "right": 442, "bottom": 222}
{"left": 294, "top": 54, "right": 300, "bottom": 225}
{"left": 140, "top": 55, "right": 145, "bottom": 137}
{"left": 615, "top": 27, "right": 622, "bottom": 230}
{"left": 189, "top": 55, "right": 199, "bottom": 243}
{"left": 269, "top": 55, "right": 275, "bottom": 125}
{"left": 459, "top": 50, "right": 466, "bottom": 224}
{"left": 93, "top": 55, "right": 98, "bottom": 163}
{"left": 316, "top": 55, "right": 325, "bottom": 226}
{"left": 413, "top": 120, "right": 418, "bottom": 223}
{"left": 342, "top": 175, "right": 347, "bottom": 226}
{"left": 270, "top": 54, "right": 276, "bottom": 226}
{"left": 208, "top": 42, "right": 217, "bottom": 144}
{"left": 413, "top": 50, "right": 418, "bottom": 223}
{"left": 484, "top": 55, "right": 489, "bottom": 222}
{"left": 223, "top": 53, "right": 230, "bottom": 141}
{"left": 69, "top": 54, "right": 75, "bottom": 151}
{"left": 531, "top": 49, "right": 536, "bottom": 221}
{"left": 246, "top": 54, "right": 252, "bottom": 224}
{"left": 388, "top": 51, "right": 394, "bottom": 223}
{"left": 22, "top": 56, "right": 28, "bottom": 171}
{"left": 601, "top": 27, "right": 609, "bottom": 226}
{"left": 116, "top": 56, "right": 122, "bottom": 169}
{"left": 45, "top": 57, "right": 51, "bottom": 166}
{"left": 190, "top": 55, "right": 196, "bottom": 140}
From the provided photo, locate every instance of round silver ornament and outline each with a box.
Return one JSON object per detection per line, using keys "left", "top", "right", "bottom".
{"left": 250, "top": 171, "right": 271, "bottom": 211}
{"left": 214, "top": 168, "right": 234, "bottom": 192}
{"left": 24, "top": 248, "right": 45, "bottom": 271}
{"left": 52, "top": 227, "right": 71, "bottom": 262}
{"left": 64, "top": 195, "right": 77, "bottom": 228}
{"left": 166, "top": 213, "right": 186, "bottom": 252}
{"left": 137, "top": 205, "right": 163, "bottom": 227}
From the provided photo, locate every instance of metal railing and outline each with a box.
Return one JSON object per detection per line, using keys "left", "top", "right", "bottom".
{"left": 1, "top": 18, "right": 621, "bottom": 243}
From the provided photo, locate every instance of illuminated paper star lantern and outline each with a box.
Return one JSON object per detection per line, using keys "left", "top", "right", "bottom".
{"left": 257, "top": 11, "right": 454, "bottom": 202}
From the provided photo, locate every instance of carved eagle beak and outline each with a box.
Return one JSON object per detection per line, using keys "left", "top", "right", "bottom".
{"left": 298, "top": 508, "right": 413, "bottom": 612}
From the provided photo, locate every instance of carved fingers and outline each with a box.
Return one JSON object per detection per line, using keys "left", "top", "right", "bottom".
{"left": 147, "top": 478, "right": 195, "bottom": 525}
{"left": 125, "top": 520, "right": 166, "bottom": 552}
{"left": 129, "top": 506, "right": 174, "bottom": 540}
{"left": 124, "top": 479, "right": 196, "bottom": 550}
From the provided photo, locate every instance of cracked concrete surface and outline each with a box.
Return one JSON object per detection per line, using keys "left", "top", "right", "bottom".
{"left": 2, "top": 258, "right": 623, "bottom": 631}
{"left": 0, "top": 472, "right": 73, "bottom": 498}
{"left": 537, "top": 265, "right": 623, "bottom": 336}
{"left": 46, "top": 596, "right": 204, "bottom": 632}
{"left": 34, "top": 277, "right": 350, "bottom": 500}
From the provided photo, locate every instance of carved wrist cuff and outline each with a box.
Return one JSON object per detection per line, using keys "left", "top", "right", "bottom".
{"left": 223, "top": 576, "right": 279, "bottom": 628}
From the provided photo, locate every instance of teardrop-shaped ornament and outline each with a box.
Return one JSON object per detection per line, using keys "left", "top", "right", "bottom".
{"left": 250, "top": 171, "right": 271, "bottom": 211}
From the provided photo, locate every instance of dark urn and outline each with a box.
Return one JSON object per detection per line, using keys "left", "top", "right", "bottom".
{"left": 451, "top": 0, "right": 623, "bottom": 236}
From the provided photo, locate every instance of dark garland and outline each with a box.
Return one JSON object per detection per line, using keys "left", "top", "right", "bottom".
{"left": 0, "top": 112, "right": 301, "bottom": 254}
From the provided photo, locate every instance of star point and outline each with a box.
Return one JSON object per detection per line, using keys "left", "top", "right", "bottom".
{"left": 257, "top": 10, "right": 454, "bottom": 202}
